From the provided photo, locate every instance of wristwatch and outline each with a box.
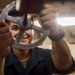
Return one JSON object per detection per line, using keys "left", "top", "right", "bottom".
{"left": 48, "top": 29, "right": 65, "bottom": 41}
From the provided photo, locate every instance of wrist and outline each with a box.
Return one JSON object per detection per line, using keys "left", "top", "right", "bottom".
{"left": 49, "top": 27, "right": 60, "bottom": 36}
{"left": 0, "top": 47, "right": 10, "bottom": 58}
{"left": 48, "top": 28, "right": 65, "bottom": 41}
{"left": 49, "top": 24, "right": 61, "bottom": 36}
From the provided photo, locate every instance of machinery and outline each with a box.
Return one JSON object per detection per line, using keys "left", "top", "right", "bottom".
{"left": 0, "top": 0, "right": 50, "bottom": 49}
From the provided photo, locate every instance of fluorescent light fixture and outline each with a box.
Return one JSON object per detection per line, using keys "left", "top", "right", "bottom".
{"left": 57, "top": 17, "right": 75, "bottom": 26}
{"left": 34, "top": 17, "right": 75, "bottom": 27}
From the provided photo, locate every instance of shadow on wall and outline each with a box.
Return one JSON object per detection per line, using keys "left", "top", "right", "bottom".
{"left": 63, "top": 25, "right": 75, "bottom": 44}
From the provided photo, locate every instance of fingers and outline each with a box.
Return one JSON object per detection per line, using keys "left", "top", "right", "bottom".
{"left": 0, "top": 21, "right": 7, "bottom": 27}
{"left": 40, "top": 4, "right": 56, "bottom": 16}
{"left": 0, "top": 37, "right": 14, "bottom": 48}
{"left": 0, "top": 21, "right": 14, "bottom": 48}
{"left": 0, "top": 21, "right": 14, "bottom": 57}
{"left": 0, "top": 25, "right": 9, "bottom": 34}
{"left": 40, "top": 12, "right": 57, "bottom": 23}
{"left": 0, "top": 31, "right": 14, "bottom": 48}
{"left": 39, "top": 4, "right": 57, "bottom": 28}
{"left": 0, "top": 32, "right": 12, "bottom": 40}
{"left": 0, "top": 21, "right": 10, "bottom": 34}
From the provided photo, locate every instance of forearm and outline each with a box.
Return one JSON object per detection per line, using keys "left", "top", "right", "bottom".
{"left": 39, "top": 3, "right": 73, "bottom": 71}
{"left": 0, "top": 58, "right": 5, "bottom": 75}
{"left": 51, "top": 38, "right": 73, "bottom": 71}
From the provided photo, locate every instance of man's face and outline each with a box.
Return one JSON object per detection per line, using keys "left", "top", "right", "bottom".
{"left": 8, "top": 18, "right": 32, "bottom": 45}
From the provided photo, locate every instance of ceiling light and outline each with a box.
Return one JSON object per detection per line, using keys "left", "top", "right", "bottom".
{"left": 57, "top": 17, "right": 75, "bottom": 26}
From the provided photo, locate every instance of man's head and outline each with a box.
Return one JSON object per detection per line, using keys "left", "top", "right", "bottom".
{"left": 7, "top": 8, "right": 33, "bottom": 46}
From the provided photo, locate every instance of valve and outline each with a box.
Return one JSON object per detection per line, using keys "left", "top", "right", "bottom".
{"left": 0, "top": 1, "right": 50, "bottom": 49}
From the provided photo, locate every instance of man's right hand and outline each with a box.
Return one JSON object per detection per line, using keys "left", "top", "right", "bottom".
{"left": 0, "top": 21, "right": 14, "bottom": 58}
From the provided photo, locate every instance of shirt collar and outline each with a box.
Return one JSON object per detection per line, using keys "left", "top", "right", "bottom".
{"left": 5, "top": 47, "right": 45, "bottom": 67}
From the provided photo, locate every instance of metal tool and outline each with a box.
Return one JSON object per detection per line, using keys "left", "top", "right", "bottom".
{"left": 0, "top": 1, "right": 50, "bottom": 49}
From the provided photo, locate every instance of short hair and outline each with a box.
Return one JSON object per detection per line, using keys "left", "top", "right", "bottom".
{"left": 8, "top": 8, "right": 23, "bottom": 17}
{"left": 6, "top": 8, "right": 23, "bottom": 24}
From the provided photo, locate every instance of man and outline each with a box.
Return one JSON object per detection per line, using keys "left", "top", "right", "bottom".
{"left": 0, "top": 4, "right": 74, "bottom": 75}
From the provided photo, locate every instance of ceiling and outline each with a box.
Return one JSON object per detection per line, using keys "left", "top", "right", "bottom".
{"left": 0, "top": 0, "right": 13, "bottom": 11}
{"left": 0, "top": 0, "right": 75, "bottom": 17}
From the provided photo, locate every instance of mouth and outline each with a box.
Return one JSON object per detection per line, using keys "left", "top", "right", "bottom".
{"left": 21, "top": 35, "right": 28, "bottom": 40}
{"left": 14, "top": 33, "right": 31, "bottom": 43}
{"left": 15, "top": 33, "right": 29, "bottom": 39}
{"left": 21, "top": 33, "right": 31, "bottom": 42}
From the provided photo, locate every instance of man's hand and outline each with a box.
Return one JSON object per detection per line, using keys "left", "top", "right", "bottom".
{"left": 39, "top": 4, "right": 59, "bottom": 36}
{"left": 39, "top": 4, "right": 73, "bottom": 71}
{"left": 0, "top": 21, "right": 14, "bottom": 57}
